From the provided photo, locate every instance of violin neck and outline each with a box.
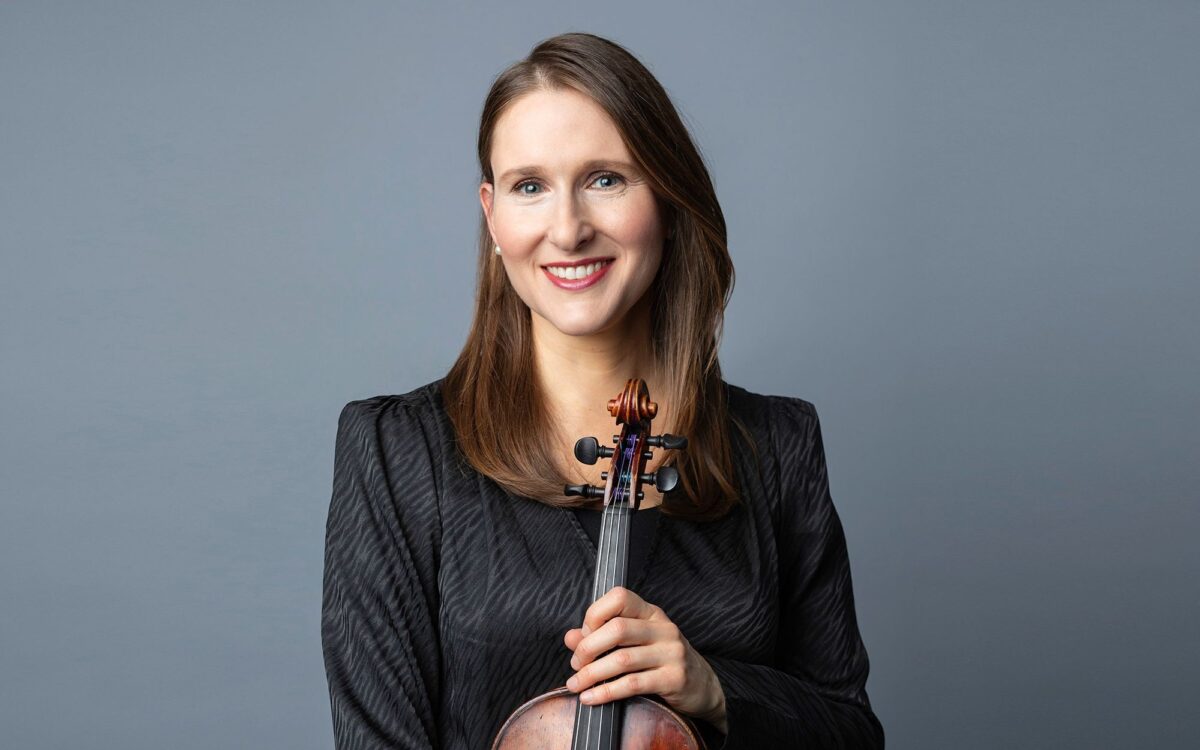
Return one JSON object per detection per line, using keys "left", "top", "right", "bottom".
{"left": 572, "top": 499, "right": 633, "bottom": 750}
{"left": 572, "top": 420, "right": 648, "bottom": 749}
{"left": 591, "top": 500, "right": 632, "bottom": 598}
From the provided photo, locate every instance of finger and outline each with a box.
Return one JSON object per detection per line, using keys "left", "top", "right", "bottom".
{"left": 566, "top": 645, "right": 660, "bottom": 693}
{"left": 578, "top": 668, "right": 667, "bottom": 705}
{"left": 570, "top": 617, "right": 659, "bottom": 670}
{"left": 563, "top": 628, "right": 583, "bottom": 650}
{"left": 582, "top": 586, "right": 659, "bottom": 635}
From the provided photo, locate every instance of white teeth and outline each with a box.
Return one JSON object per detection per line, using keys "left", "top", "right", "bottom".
{"left": 546, "top": 260, "right": 610, "bottom": 280}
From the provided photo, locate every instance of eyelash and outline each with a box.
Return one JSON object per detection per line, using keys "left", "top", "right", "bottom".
{"left": 512, "top": 172, "right": 625, "bottom": 195}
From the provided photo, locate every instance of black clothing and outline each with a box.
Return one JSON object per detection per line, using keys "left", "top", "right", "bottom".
{"left": 571, "top": 505, "right": 660, "bottom": 588}
{"left": 321, "top": 379, "right": 884, "bottom": 749}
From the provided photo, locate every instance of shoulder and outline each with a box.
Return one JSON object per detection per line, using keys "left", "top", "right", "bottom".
{"left": 723, "top": 381, "right": 821, "bottom": 447}
{"left": 331, "top": 380, "right": 450, "bottom": 544}
{"left": 722, "top": 382, "right": 827, "bottom": 524}
{"left": 334, "top": 378, "right": 451, "bottom": 493}
{"left": 337, "top": 378, "right": 448, "bottom": 440}
{"left": 329, "top": 381, "right": 446, "bottom": 562}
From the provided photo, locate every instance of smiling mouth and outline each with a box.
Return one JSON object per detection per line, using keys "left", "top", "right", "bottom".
{"left": 541, "top": 257, "right": 614, "bottom": 289}
{"left": 542, "top": 258, "right": 613, "bottom": 280}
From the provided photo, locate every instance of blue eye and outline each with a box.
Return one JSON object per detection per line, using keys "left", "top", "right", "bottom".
{"left": 593, "top": 172, "right": 624, "bottom": 189}
{"left": 511, "top": 172, "right": 625, "bottom": 195}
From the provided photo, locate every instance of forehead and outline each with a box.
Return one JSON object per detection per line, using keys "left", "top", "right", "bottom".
{"left": 490, "top": 87, "right": 632, "bottom": 175}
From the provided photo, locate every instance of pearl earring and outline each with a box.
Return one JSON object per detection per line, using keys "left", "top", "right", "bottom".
{"left": 494, "top": 245, "right": 502, "bottom": 255}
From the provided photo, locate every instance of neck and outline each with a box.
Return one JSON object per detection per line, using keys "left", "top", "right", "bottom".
{"left": 531, "top": 297, "right": 660, "bottom": 425}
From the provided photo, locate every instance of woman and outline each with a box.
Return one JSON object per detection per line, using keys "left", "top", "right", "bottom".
{"left": 322, "top": 32, "right": 884, "bottom": 749}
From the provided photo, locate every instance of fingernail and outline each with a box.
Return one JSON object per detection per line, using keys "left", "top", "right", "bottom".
{"left": 581, "top": 624, "right": 591, "bottom": 635}
{"left": 580, "top": 690, "right": 594, "bottom": 703}
{"left": 567, "top": 676, "right": 578, "bottom": 691}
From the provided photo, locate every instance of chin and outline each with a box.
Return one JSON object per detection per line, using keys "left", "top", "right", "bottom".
{"left": 548, "top": 317, "right": 611, "bottom": 338}
{"left": 535, "top": 306, "right": 621, "bottom": 338}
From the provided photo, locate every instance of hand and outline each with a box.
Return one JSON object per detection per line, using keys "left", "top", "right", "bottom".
{"left": 563, "top": 586, "right": 728, "bottom": 733}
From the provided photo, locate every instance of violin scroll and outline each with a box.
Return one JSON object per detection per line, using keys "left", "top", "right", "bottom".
{"left": 562, "top": 379, "right": 688, "bottom": 508}
{"left": 606, "top": 379, "right": 658, "bottom": 424}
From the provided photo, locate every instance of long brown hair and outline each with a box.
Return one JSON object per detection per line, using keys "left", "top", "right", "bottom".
{"left": 442, "top": 32, "right": 746, "bottom": 521}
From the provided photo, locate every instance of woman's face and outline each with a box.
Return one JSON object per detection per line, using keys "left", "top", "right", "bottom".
{"left": 480, "top": 87, "right": 666, "bottom": 338}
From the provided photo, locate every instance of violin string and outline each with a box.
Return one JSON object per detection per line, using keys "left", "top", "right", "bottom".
{"left": 612, "top": 432, "right": 637, "bottom": 750}
{"left": 608, "top": 433, "right": 634, "bottom": 750}
{"left": 580, "top": 434, "right": 620, "bottom": 750}
{"left": 606, "top": 457, "right": 624, "bottom": 750}
{"left": 596, "top": 431, "right": 636, "bottom": 750}
{"left": 598, "top": 435, "right": 625, "bottom": 750}
{"left": 577, "top": 428, "right": 645, "bottom": 750}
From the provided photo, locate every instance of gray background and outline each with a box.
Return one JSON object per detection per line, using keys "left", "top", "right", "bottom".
{"left": 2, "top": 1, "right": 1197, "bottom": 748}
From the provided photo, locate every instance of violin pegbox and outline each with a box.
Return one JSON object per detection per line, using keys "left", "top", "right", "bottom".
{"left": 563, "top": 379, "right": 688, "bottom": 508}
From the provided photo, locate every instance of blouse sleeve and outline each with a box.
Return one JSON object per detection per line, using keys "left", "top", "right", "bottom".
{"left": 704, "top": 398, "right": 884, "bottom": 749}
{"left": 321, "top": 398, "right": 443, "bottom": 749}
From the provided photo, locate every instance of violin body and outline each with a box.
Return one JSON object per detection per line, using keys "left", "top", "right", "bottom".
{"left": 492, "top": 379, "right": 705, "bottom": 750}
{"left": 492, "top": 687, "right": 704, "bottom": 749}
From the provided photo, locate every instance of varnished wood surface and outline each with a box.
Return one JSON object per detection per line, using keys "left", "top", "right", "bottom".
{"left": 492, "top": 687, "right": 705, "bottom": 749}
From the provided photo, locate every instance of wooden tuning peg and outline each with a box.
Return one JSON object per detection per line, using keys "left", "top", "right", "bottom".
{"left": 647, "top": 434, "right": 688, "bottom": 450}
{"left": 563, "top": 483, "right": 604, "bottom": 499}
{"left": 638, "top": 466, "right": 680, "bottom": 493}
{"left": 573, "top": 436, "right": 614, "bottom": 465}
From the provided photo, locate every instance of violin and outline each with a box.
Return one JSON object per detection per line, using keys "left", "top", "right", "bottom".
{"left": 492, "top": 379, "right": 706, "bottom": 749}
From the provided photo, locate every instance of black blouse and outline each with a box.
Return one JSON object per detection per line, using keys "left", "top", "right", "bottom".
{"left": 321, "top": 379, "right": 884, "bottom": 749}
{"left": 571, "top": 505, "right": 660, "bottom": 585}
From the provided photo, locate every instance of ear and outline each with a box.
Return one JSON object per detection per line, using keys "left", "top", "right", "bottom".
{"left": 479, "top": 181, "right": 498, "bottom": 245}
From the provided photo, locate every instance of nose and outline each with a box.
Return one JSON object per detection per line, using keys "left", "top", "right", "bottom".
{"left": 546, "top": 192, "right": 594, "bottom": 253}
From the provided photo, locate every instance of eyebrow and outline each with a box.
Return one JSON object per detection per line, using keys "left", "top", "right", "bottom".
{"left": 496, "top": 159, "right": 638, "bottom": 185}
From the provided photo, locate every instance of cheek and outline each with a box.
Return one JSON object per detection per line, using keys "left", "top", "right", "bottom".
{"left": 615, "top": 193, "right": 664, "bottom": 243}
{"left": 615, "top": 203, "right": 665, "bottom": 271}
{"left": 491, "top": 211, "right": 543, "bottom": 256}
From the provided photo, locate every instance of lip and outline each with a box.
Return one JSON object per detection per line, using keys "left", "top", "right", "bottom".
{"left": 541, "top": 256, "right": 614, "bottom": 268}
{"left": 541, "top": 257, "right": 614, "bottom": 290}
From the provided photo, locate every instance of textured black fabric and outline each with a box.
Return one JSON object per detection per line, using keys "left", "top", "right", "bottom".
{"left": 571, "top": 505, "right": 660, "bottom": 587}
{"left": 322, "top": 379, "right": 884, "bottom": 749}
